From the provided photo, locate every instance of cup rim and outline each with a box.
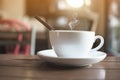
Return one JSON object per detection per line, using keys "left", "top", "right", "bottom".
{"left": 50, "top": 30, "right": 95, "bottom": 33}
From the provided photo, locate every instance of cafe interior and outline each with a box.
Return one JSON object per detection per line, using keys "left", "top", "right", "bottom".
{"left": 0, "top": 0, "right": 119, "bottom": 56}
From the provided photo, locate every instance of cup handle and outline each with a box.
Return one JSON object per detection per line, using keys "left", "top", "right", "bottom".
{"left": 91, "top": 35, "right": 104, "bottom": 52}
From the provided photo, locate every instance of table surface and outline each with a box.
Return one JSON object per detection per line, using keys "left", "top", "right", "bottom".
{"left": 0, "top": 54, "right": 120, "bottom": 80}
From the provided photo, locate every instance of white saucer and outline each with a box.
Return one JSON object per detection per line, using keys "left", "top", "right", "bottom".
{"left": 37, "top": 49, "right": 107, "bottom": 67}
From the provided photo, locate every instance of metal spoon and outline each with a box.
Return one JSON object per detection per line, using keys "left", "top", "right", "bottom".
{"left": 34, "top": 16, "right": 55, "bottom": 30}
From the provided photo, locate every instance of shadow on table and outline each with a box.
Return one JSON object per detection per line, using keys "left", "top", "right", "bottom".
{"left": 36, "top": 61, "right": 91, "bottom": 71}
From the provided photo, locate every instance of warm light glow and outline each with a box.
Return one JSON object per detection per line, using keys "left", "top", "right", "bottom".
{"left": 58, "top": 1, "right": 67, "bottom": 10}
{"left": 66, "top": 0, "right": 84, "bottom": 8}
{"left": 85, "top": 0, "right": 91, "bottom": 6}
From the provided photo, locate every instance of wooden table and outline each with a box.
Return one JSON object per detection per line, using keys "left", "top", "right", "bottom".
{"left": 0, "top": 54, "right": 119, "bottom": 80}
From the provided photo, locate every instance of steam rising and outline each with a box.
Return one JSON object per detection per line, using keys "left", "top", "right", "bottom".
{"left": 69, "top": 13, "right": 79, "bottom": 30}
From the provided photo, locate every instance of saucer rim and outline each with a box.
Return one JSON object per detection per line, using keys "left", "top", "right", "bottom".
{"left": 37, "top": 49, "right": 107, "bottom": 67}
{"left": 37, "top": 49, "right": 107, "bottom": 60}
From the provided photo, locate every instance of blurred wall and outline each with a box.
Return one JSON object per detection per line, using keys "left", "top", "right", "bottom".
{"left": 0, "top": 0, "right": 25, "bottom": 19}
{"left": 91, "top": 0, "right": 107, "bottom": 38}
{"left": 26, "top": 0, "right": 51, "bottom": 17}
{"left": 0, "top": 0, "right": 2, "bottom": 9}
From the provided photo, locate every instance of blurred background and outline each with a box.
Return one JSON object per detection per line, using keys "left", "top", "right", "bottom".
{"left": 0, "top": 0, "right": 120, "bottom": 56}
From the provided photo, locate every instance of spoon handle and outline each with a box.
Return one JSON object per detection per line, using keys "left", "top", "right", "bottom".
{"left": 35, "top": 16, "right": 55, "bottom": 30}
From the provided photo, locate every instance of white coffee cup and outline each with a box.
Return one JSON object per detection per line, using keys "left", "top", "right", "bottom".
{"left": 49, "top": 30, "right": 104, "bottom": 58}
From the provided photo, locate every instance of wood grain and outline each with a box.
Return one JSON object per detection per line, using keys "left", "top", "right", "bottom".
{"left": 0, "top": 54, "right": 119, "bottom": 80}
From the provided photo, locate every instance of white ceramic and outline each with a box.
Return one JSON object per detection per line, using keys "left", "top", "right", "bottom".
{"left": 49, "top": 30, "right": 104, "bottom": 58}
{"left": 37, "top": 49, "right": 107, "bottom": 67}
